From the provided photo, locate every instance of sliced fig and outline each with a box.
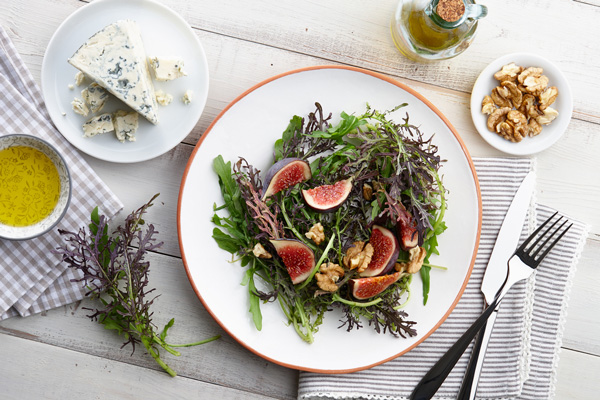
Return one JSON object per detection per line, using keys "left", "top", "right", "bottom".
{"left": 301, "top": 178, "right": 353, "bottom": 212}
{"left": 396, "top": 207, "right": 419, "bottom": 250}
{"left": 350, "top": 271, "right": 403, "bottom": 300}
{"left": 261, "top": 158, "right": 311, "bottom": 200}
{"left": 270, "top": 239, "right": 316, "bottom": 284}
{"left": 359, "top": 225, "right": 399, "bottom": 277}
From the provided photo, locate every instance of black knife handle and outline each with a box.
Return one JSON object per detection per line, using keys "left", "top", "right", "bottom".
{"left": 409, "top": 297, "right": 500, "bottom": 400}
{"left": 456, "top": 319, "right": 487, "bottom": 400}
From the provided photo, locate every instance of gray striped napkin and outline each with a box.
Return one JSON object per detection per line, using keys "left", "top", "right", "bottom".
{"left": 298, "top": 157, "right": 589, "bottom": 400}
{"left": 0, "top": 26, "right": 123, "bottom": 320}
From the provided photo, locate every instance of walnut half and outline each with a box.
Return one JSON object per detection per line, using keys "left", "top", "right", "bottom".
{"left": 493, "top": 62, "right": 522, "bottom": 82}
{"left": 487, "top": 107, "right": 512, "bottom": 132}
{"left": 305, "top": 223, "right": 325, "bottom": 245}
{"left": 315, "top": 263, "right": 344, "bottom": 292}
{"left": 343, "top": 241, "right": 373, "bottom": 273}
{"left": 396, "top": 246, "right": 427, "bottom": 274}
{"left": 252, "top": 243, "right": 272, "bottom": 259}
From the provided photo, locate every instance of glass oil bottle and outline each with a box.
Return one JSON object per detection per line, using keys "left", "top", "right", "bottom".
{"left": 391, "top": 0, "right": 487, "bottom": 62}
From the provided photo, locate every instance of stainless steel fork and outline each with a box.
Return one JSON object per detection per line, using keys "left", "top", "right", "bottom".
{"left": 410, "top": 212, "right": 572, "bottom": 400}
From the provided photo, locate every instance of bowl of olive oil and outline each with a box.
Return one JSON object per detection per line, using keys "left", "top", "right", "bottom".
{"left": 0, "top": 134, "right": 71, "bottom": 240}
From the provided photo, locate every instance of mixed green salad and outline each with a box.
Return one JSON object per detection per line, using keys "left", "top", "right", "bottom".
{"left": 211, "top": 103, "right": 447, "bottom": 343}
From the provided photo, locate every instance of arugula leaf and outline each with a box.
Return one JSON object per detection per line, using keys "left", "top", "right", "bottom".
{"left": 212, "top": 227, "right": 243, "bottom": 254}
{"left": 245, "top": 267, "right": 263, "bottom": 331}
{"left": 274, "top": 115, "right": 303, "bottom": 161}
{"left": 310, "top": 111, "right": 366, "bottom": 143}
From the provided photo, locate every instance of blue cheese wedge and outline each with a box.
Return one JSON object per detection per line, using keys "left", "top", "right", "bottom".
{"left": 68, "top": 20, "right": 159, "bottom": 124}
{"left": 149, "top": 57, "right": 187, "bottom": 81}
{"left": 113, "top": 110, "right": 139, "bottom": 142}
{"left": 81, "top": 83, "right": 109, "bottom": 113}
{"left": 155, "top": 90, "right": 173, "bottom": 106}
{"left": 182, "top": 89, "right": 193, "bottom": 105}
{"left": 71, "top": 97, "right": 89, "bottom": 116}
{"left": 83, "top": 113, "right": 114, "bottom": 137}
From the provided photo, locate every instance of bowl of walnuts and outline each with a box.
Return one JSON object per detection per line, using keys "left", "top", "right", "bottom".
{"left": 470, "top": 53, "right": 573, "bottom": 155}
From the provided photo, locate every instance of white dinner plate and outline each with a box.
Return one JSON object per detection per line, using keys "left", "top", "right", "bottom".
{"left": 41, "top": 0, "right": 209, "bottom": 163}
{"left": 178, "top": 66, "right": 482, "bottom": 373}
{"left": 470, "top": 53, "right": 573, "bottom": 156}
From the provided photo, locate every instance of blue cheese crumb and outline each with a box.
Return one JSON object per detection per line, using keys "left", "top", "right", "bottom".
{"left": 83, "top": 113, "right": 114, "bottom": 137}
{"left": 155, "top": 90, "right": 173, "bottom": 106}
{"left": 113, "top": 110, "right": 139, "bottom": 142}
{"left": 149, "top": 56, "right": 187, "bottom": 81}
{"left": 75, "top": 71, "right": 86, "bottom": 86}
{"left": 71, "top": 97, "right": 89, "bottom": 117}
{"left": 182, "top": 90, "right": 193, "bottom": 105}
{"left": 81, "top": 83, "right": 109, "bottom": 113}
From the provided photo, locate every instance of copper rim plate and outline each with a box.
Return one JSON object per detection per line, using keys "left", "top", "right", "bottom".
{"left": 178, "top": 66, "right": 482, "bottom": 373}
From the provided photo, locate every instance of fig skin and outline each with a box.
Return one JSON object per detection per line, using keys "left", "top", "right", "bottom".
{"left": 269, "top": 238, "right": 316, "bottom": 284}
{"left": 350, "top": 271, "right": 403, "bottom": 300}
{"left": 396, "top": 207, "right": 419, "bottom": 250}
{"left": 261, "top": 158, "right": 311, "bottom": 200}
{"left": 359, "top": 225, "right": 400, "bottom": 277}
{"left": 301, "top": 178, "right": 353, "bottom": 212}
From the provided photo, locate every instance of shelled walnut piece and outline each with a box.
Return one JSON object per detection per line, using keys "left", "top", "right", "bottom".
{"left": 482, "top": 63, "right": 559, "bottom": 142}
{"left": 305, "top": 222, "right": 325, "bottom": 245}
{"left": 343, "top": 241, "right": 374, "bottom": 273}
{"left": 315, "top": 263, "right": 345, "bottom": 292}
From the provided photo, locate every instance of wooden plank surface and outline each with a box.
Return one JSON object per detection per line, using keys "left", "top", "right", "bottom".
{"left": 0, "top": 0, "right": 599, "bottom": 399}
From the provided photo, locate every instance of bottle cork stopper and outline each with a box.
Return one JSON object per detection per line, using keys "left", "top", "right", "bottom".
{"left": 436, "top": 0, "right": 465, "bottom": 22}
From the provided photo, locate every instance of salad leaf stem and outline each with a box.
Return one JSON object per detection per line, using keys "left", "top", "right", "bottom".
{"left": 279, "top": 194, "right": 318, "bottom": 252}
{"left": 332, "top": 293, "right": 383, "bottom": 308}
{"left": 296, "top": 233, "right": 336, "bottom": 290}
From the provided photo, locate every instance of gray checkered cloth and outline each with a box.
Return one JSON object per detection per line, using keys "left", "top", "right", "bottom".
{"left": 0, "top": 26, "right": 123, "bottom": 320}
{"left": 298, "top": 158, "right": 589, "bottom": 400}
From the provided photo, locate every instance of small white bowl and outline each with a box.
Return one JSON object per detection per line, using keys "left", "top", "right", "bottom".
{"left": 0, "top": 134, "right": 72, "bottom": 240}
{"left": 470, "top": 53, "right": 573, "bottom": 155}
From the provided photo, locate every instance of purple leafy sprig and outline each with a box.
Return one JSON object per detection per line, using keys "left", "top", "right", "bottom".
{"left": 55, "top": 194, "right": 220, "bottom": 376}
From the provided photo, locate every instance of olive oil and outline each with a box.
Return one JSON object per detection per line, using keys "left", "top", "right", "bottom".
{"left": 391, "top": 0, "right": 487, "bottom": 62}
{"left": 0, "top": 146, "right": 61, "bottom": 227}
{"left": 407, "top": 8, "right": 468, "bottom": 50}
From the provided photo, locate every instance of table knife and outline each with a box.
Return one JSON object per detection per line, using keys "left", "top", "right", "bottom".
{"left": 457, "top": 171, "right": 535, "bottom": 400}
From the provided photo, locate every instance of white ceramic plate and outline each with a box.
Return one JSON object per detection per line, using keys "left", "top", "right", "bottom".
{"left": 41, "top": 0, "right": 208, "bottom": 163}
{"left": 470, "top": 53, "right": 573, "bottom": 156}
{"left": 178, "top": 66, "right": 481, "bottom": 373}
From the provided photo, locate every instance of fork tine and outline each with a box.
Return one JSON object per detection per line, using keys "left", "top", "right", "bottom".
{"left": 529, "top": 215, "right": 565, "bottom": 258}
{"left": 530, "top": 216, "right": 569, "bottom": 258}
{"left": 517, "top": 211, "right": 558, "bottom": 253}
{"left": 534, "top": 222, "right": 572, "bottom": 262}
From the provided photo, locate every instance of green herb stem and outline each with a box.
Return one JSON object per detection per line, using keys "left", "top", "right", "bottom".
{"left": 296, "top": 233, "right": 336, "bottom": 290}
{"left": 332, "top": 293, "right": 383, "bottom": 308}
{"left": 143, "top": 340, "right": 177, "bottom": 377}
{"left": 279, "top": 197, "right": 318, "bottom": 252}
{"left": 294, "top": 297, "right": 314, "bottom": 344}
{"left": 167, "top": 335, "right": 222, "bottom": 348}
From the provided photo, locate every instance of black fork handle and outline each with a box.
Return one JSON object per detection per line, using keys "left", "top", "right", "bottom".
{"left": 410, "top": 297, "right": 500, "bottom": 400}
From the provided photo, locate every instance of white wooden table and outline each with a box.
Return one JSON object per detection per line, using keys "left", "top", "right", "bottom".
{"left": 1, "top": 1, "right": 599, "bottom": 399}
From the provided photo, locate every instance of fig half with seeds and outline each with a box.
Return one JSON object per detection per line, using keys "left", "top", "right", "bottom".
{"left": 301, "top": 178, "right": 353, "bottom": 212}
{"left": 359, "top": 225, "right": 399, "bottom": 277}
{"left": 350, "top": 271, "right": 403, "bottom": 300}
{"left": 261, "top": 158, "right": 311, "bottom": 200}
{"left": 270, "top": 239, "right": 316, "bottom": 284}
